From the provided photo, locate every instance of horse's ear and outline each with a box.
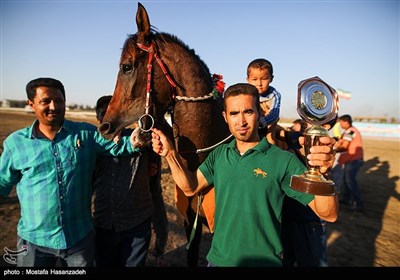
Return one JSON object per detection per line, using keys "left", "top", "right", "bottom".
{"left": 136, "top": 2, "right": 151, "bottom": 38}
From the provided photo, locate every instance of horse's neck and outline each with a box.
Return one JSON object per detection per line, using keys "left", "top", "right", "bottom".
{"left": 158, "top": 41, "right": 230, "bottom": 157}
{"left": 161, "top": 43, "right": 212, "bottom": 98}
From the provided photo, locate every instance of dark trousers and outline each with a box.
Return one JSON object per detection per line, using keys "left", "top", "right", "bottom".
{"left": 94, "top": 219, "right": 151, "bottom": 267}
{"left": 282, "top": 220, "right": 328, "bottom": 267}
{"left": 341, "top": 159, "right": 364, "bottom": 208}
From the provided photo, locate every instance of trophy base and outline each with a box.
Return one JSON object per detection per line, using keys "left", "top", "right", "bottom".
{"left": 290, "top": 173, "right": 335, "bottom": 196}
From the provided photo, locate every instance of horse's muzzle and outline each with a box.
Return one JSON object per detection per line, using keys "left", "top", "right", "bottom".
{"left": 98, "top": 122, "right": 115, "bottom": 140}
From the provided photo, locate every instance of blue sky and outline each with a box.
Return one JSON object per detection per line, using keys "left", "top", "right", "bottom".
{"left": 1, "top": 0, "right": 399, "bottom": 120}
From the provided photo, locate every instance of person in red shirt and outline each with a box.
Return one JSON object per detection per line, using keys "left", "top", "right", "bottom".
{"left": 333, "top": 114, "right": 364, "bottom": 212}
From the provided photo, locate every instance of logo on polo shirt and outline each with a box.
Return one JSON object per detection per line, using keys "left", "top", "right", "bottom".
{"left": 253, "top": 168, "right": 267, "bottom": 178}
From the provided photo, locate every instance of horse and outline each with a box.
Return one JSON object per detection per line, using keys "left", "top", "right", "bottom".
{"left": 98, "top": 2, "right": 231, "bottom": 266}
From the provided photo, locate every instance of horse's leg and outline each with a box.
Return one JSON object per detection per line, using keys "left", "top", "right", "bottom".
{"left": 184, "top": 197, "right": 203, "bottom": 267}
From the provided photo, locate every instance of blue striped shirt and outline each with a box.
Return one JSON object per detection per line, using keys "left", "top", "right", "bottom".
{"left": 259, "top": 86, "right": 281, "bottom": 128}
{"left": 0, "top": 119, "right": 140, "bottom": 249}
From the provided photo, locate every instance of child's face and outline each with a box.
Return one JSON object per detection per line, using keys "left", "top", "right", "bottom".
{"left": 246, "top": 67, "right": 273, "bottom": 95}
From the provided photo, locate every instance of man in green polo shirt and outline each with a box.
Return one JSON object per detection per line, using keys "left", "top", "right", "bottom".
{"left": 151, "top": 83, "right": 338, "bottom": 267}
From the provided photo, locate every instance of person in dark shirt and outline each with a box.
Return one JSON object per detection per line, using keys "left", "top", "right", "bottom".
{"left": 281, "top": 118, "right": 338, "bottom": 267}
{"left": 92, "top": 95, "right": 168, "bottom": 267}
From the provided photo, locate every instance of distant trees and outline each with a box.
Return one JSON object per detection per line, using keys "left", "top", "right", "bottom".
{"left": 1, "top": 99, "right": 95, "bottom": 111}
{"left": 65, "top": 104, "right": 95, "bottom": 111}
{"left": 0, "top": 100, "right": 26, "bottom": 108}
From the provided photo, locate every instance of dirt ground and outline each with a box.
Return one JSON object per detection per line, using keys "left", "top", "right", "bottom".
{"left": 0, "top": 110, "right": 399, "bottom": 267}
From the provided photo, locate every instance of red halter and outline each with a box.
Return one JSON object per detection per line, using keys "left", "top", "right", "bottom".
{"left": 135, "top": 41, "right": 177, "bottom": 131}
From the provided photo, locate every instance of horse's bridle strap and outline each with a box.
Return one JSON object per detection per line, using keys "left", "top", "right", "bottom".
{"left": 136, "top": 42, "right": 177, "bottom": 89}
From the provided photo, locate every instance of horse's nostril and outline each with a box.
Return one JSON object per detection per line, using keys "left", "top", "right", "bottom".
{"left": 98, "top": 122, "right": 111, "bottom": 134}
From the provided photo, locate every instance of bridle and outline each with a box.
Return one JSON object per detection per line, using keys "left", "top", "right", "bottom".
{"left": 134, "top": 39, "right": 233, "bottom": 153}
{"left": 136, "top": 41, "right": 177, "bottom": 132}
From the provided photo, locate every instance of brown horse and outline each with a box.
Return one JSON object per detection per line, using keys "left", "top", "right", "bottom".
{"left": 98, "top": 2, "right": 230, "bottom": 266}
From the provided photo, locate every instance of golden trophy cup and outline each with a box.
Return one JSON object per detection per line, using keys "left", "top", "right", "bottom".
{"left": 290, "top": 76, "right": 339, "bottom": 196}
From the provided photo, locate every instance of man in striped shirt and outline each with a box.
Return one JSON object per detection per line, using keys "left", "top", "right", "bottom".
{"left": 0, "top": 77, "right": 142, "bottom": 267}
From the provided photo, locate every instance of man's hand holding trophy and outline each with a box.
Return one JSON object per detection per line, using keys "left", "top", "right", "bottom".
{"left": 290, "top": 76, "right": 339, "bottom": 196}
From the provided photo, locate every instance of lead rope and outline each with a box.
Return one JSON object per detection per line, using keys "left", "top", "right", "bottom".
{"left": 185, "top": 193, "right": 203, "bottom": 250}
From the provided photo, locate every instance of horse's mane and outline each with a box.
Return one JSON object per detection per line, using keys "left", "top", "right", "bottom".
{"left": 125, "top": 28, "right": 211, "bottom": 77}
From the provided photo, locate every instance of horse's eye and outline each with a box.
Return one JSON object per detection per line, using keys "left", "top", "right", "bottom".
{"left": 122, "top": 64, "right": 133, "bottom": 74}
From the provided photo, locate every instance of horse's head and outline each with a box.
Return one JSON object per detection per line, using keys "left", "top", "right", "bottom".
{"left": 99, "top": 2, "right": 229, "bottom": 166}
{"left": 99, "top": 2, "right": 173, "bottom": 139}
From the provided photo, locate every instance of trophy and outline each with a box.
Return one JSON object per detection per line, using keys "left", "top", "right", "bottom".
{"left": 290, "top": 76, "right": 339, "bottom": 196}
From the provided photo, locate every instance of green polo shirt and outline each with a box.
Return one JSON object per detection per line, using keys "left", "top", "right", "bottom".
{"left": 199, "top": 137, "right": 314, "bottom": 267}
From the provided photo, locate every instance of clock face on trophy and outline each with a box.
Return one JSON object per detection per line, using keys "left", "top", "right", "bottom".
{"left": 297, "top": 76, "right": 338, "bottom": 125}
{"left": 290, "top": 76, "right": 339, "bottom": 196}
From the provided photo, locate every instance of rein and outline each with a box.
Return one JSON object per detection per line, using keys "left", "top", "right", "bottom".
{"left": 179, "top": 134, "right": 234, "bottom": 154}
{"left": 135, "top": 39, "right": 232, "bottom": 154}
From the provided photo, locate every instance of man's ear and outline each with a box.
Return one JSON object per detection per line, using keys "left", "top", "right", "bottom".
{"left": 26, "top": 99, "right": 34, "bottom": 109}
{"left": 222, "top": 111, "right": 227, "bottom": 123}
